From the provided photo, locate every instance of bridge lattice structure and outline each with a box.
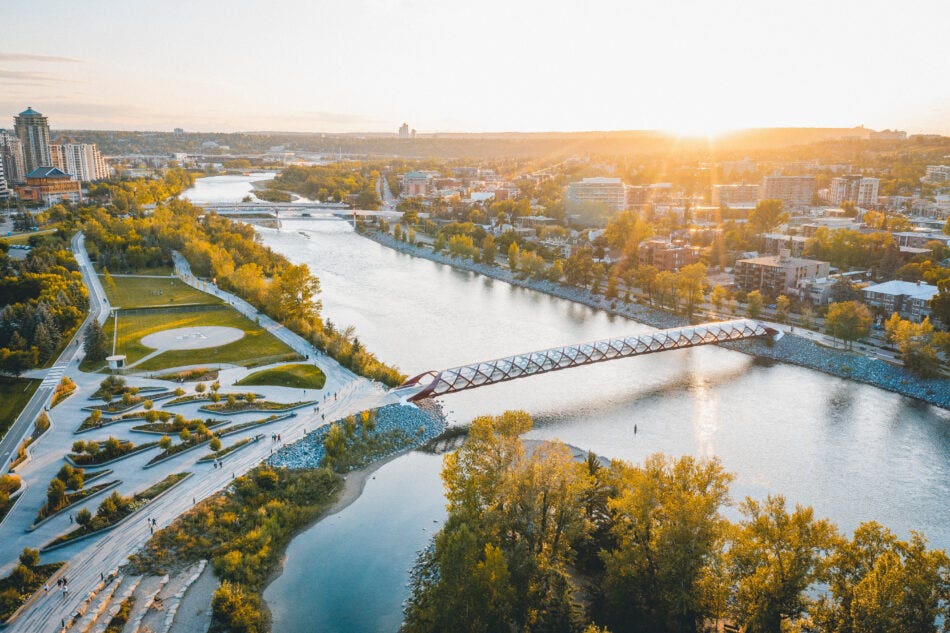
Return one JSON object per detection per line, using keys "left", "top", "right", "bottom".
{"left": 397, "top": 319, "right": 777, "bottom": 402}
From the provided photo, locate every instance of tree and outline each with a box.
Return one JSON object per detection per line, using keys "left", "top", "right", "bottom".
{"left": 507, "top": 242, "right": 520, "bottom": 272}
{"left": 748, "top": 199, "right": 788, "bottom": 233}
{"left": 245, "top": 392, "right": 256, "bottom": 404}
{"left": 480, "top": 234, "right": 497, "bottom": 265}
{"left": 212, "top": 581, "right": 263, "bottom": 633}
{"left": 18, "top": 548, "right": 39, "bottom": 568}
{"left": 825, "top": 301, "right": 872, "bottom": 349}
{"left": 746, "top": 290, "right": 764, "bottom": 319}
{"left": 711, "top": 284, "right": 730, "bottom": 313}
{"left": 727, "top": 496, "right": 837, "bottom": 633}
{"left": 159, "top": 435, "right": 172, "bottom": 450}
{"left": 75, "top": 507, "right": 92, "bottom": 527}
{"left": 602, "top": 455, "right": 733, "bottom": 633}
{"left": 46, "top": 478, "right": 66, "bottom": 512}
{"left": 210, "top": 437, "right": 222, "bottom": 452}
{"left": 675, "top": 262, "right": 707, "bottom": 321}
{"left": 774, "top": 295, "right": 790, "bottom": 324}
{"left": 886, "top": 315, "right": 940, "bottom": 377}
{"left": 195, "top": 382, "right": 206, "bottom": 393}
{"left": 812, "top": 522, "right": 950, "bottom": 633}
{"left": 266, "top": 263, "right": 322, "bottom": 324}
{"left": 83, "top": 319, "right": 108, "bottom": 362}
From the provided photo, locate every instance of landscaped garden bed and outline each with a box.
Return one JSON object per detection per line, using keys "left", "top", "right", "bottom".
{"left": 216, "top": 413, "right": 293, "bottom": 437}
{"left": 0, "top": 550, "right": 64, "bottom": 623}
{"left": 197, "top": 437, "right": 257, "bottom": 462}
{"left": 42, "top": 473, "right": 191, "bottom": 551}
{"left": 68, "top": 437, "right": 157, "bottom": 467}
{"left": 51, "top": 376, "right": 76, "bottom": 407}
{"left": 131, "top": 416, "right": 224, "bottom": 435}
{"left": 235, "top": 363, "right": 326, "bottom": 389}
{"left": 199, "top": 398, "right": 314, "bottom": 415}
{"left": 145, "top": 430, "right": 215, "bottom": 467}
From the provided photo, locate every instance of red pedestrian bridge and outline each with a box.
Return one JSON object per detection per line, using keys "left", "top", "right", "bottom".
{"left": 393, "top": 319, "right": 780, "bottom": 402}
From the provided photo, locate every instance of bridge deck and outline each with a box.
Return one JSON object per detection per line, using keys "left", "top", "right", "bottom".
{"left": 397, "top": 319, "right": 777, "bottom": 402}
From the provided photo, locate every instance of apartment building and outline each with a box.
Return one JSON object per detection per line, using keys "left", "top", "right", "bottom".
{"left": 13, "top": 107, "right": 51, "bottom": 174}
{"left": 924, "top": 165, "right": 950, "bottom": 183}
{"left": 760, "top": 175, "right": 815, "bottom": 209}
{"left": 637, "top": 239, "right": 700, "bottom": 272}
{"left": 863, "top": 280, "right": 937, "bottom": 322}
{"left": 712, "top": 184, "right": 761, "bottom": 207}
{"left": 0, "top": 129, "right": 26, "bottom": 184}
{"left": 829, "top": 176, "right": 879, "bottom": 206}
{"left": 734, "top": 251, "right": 830, "bottom": 296}
{"left": 566, "top": 177, "right": 626, "bottom": 213}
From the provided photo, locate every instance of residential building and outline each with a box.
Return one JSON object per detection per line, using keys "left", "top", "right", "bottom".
{"left": 862, "top": 280, "right": 937, "bottom": 322}
{"left": 566, "top": 177, "right": 626, "bottom": 213}
{"left": 0, "top": 129, "right": 26, "bottom": 184}
{"left": 869, "top": 129, "right": 907, "bottom": 141}
{"left": 734, "top": 251, "right": 830, "bottom": 296}
{"left": 398, "top": 123, "right": 410, "bottom": 139}
{"left": 762, "top": 233, "right": 808, "bottom": 257}
{"left": 891, "top": 231, "right": 950, "bottom": 249}
{"left": 48, "top": 143, "right": 65, "bottom": 171}
{"left": 401, "top": 171, "right": 433, "bottom": 197}
{"left": 15, "top": 166, "right": 82, "bottom": 205}
{"left": 637, "top": 238, "right": 701, "bottom": 272}
{"left": 760, "top": 175, "right": 815, "bottom": 209}
{"left": 60, "top": 143, "right": 110, "bottom": 181}
{"left": 13, "top": 107, "right": 52, "bottom": 174}
{"left": 712, "top": 184, "right": 760, "bottom": 207}
{"left": 924, "top": 165, "right": 950, "bottom": 183}
{"left": 722, "top": 158, "right": 757, "bottom": 177}
{"left": 829, "top": 176, "right": 879, "bottom": 206}
{"left": 0, "top": 158, "right": 9, "bottom": 199}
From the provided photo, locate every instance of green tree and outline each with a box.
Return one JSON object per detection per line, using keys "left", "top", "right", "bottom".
{"left": 825, "top": 301, "right": 872, "bottom": 349}
{"left": 601, "top": 454, "right": 733, "bottom": 633}
{"left": 675, "top": 262, "right": 707, "bottom": 321}
{"left": 710, "top": 284, "right": 730, "bottom": 313}
{"left": 746, "top": 290, "right": 764, "bottom": 319}
{"left": 748, "top": 199, "right": 789, "bottom": 233}
{"left": 46, "top": 478, "right": 66, "bottom": 513}
{"left": 159, "top": 435, "right": 172, "bottom": 450}
{"left": 18, "top": 548, "right": 39, "bottom": 568}
{"left": 727, "top": 496, "right": 837, "bottom": 633}
{"left": 83, "top": 319, "right": 108, "bottom": 362}
{"left": 212, "top": 581, "right": 263, "bottom": 633}
{"left": 75, "top": 507, "right": 92, "bottom": 527}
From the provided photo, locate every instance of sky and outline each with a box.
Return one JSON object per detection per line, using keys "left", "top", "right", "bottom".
{"left": 2, "top": 0, "right": 948, "bottom": 135}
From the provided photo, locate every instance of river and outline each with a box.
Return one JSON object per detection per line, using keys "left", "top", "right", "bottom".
{"left": 183, "top": 176, "right": 950, "bottom": 633}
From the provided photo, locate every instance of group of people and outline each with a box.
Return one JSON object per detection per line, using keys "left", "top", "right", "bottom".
{"left": 44, "top": 575, "right": 69, "bottom": 597}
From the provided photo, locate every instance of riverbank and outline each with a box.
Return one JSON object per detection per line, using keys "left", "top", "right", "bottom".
{"left": 361, "top": 228, "right": 950, "bottom": 410}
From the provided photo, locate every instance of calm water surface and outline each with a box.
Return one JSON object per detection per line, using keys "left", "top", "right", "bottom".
{"left": 183, "top": 177, "right": 950, "bottom": 633}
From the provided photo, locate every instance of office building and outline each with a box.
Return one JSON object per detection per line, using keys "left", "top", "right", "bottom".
{"left": 15, "top": 166, "right": 82, "bottom": 205}
{"left": 862, "top": 280, "right": 937, "bottom": 323}
{"left": 760, "top": 175, "right": 815, "bottom": 209}
{"left": 712, "top": 184, "right": 761, "bottom": 207}
{"left": 566, "top": 177, "right": 626, "bottom": 213}
{"left": 829, "top": 176, "right": 879, "bottom": 206}
{"left": 13, "top": 107, "right": 52, "bottom": 174}
{"left": 0, "top": 159, "right": 9, "bottom": 199}
{"left": 0, "top": 130, "right": 26, "bottom": 184}
{"left": 735, "top": 251, "right": 830, "bottom": 296}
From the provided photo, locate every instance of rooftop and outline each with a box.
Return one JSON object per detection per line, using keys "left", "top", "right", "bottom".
{"left": 26, "top": 166, "right": 69, "bottom": 179}
{"left": 863, "top": 280, "right": 937, "bottom": 300}
{"left": 18, "top": 106, "right": 43, "bottom": 117}
{"left": 737, "top": 253, "right": 827, "bottom": 268}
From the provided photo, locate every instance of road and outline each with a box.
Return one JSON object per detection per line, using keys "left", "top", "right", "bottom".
{"left": 0, "top": 233, "right": 108, "bottom": 473}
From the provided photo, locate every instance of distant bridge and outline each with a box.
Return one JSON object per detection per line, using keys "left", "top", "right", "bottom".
{"left": 393, "top": 319, "right": 779, "bottom": 402}
{"left": 191, "top": 201, "right": 402, "bottom": 221}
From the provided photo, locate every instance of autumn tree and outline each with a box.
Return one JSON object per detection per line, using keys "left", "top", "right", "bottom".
{"left": 727, "top": 496, "right": 837, "bottom": 633}
{"left": 746, "top": 290, "right": 764, "bottom": 319}
{"left": 825, "top": 301, "right": 872, "bottom": 349}
{"left": 748, "top": 199, "right": 788, "bottom": 233}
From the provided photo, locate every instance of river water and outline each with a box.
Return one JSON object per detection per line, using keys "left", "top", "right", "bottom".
{"left": 183, "top": 176, "right": 950, "bottom": 633}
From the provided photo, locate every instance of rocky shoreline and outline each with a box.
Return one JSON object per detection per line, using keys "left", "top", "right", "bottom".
{"left": 268, "top": 401, "right": 447, "bottom": 470}
{"left": 362, "top": 229, "right": 950, "bottom": 410}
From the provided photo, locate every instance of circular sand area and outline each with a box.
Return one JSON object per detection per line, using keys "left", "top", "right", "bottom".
{"left": 140, "top": 326, "right": 244, "bottom": 351}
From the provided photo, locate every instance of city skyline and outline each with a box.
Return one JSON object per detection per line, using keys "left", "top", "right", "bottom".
{"left": 2, "top": 0, "right": 949, "bottom": 135}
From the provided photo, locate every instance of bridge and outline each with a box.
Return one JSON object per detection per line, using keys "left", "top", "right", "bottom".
{"left": 393, "top": 319, "right": 779, "bottom": 402}
{"left": 189, "top": 201, "right": 404, "bottom": 222}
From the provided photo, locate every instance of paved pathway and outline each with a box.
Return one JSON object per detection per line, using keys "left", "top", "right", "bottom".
{"left": 0, "top": 233, "right": 108, "bottom": 474}
{"left": 4, "top": 250, "right": 398, "bottom": 631}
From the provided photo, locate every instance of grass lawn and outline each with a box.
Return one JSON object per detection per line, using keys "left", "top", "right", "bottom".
{"left": 0, "top": 378, "right": 40, "bottom": 440}
{"left": 93, "top": 305, "right": 297, "bottom": 372}
{"left": 100, "top": 275, "right": 219, "bottom": 309}
{"left": 0, "top": 227, "right": 59, "bottom": 245}
{"left": 235, "top": 363, "right": 326, "bottom": 389}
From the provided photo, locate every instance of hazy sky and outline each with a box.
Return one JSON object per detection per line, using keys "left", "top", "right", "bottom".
{"left": 2, "top": 0, "right": 948, "bottom": 134}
